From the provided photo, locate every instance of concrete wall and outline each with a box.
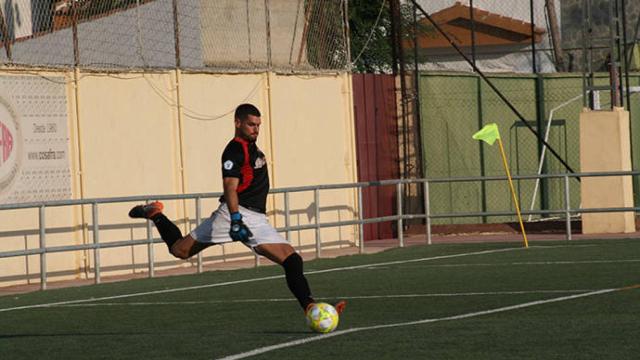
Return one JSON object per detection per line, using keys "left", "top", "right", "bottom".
{"left": 1, "top": 0, "right": 203, "bottom": 68}
{"left": 0, "top": 69, "right": 357, "bottom": 287}
{"left": 579, "top": 107, "right": 636, "bottom": 234}
{"left": 199, "top": 0, "right": 308, "bottom": 69}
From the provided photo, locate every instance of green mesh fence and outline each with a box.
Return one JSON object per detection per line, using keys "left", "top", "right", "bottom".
{"left": 420, "top": 72, "right": 640, "bottom": 224}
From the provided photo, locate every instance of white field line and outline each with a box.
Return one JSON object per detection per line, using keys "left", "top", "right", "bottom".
{"left": 216, "top": 286, "right": 638, "bottom": 360}
{"left": 397, "top": 259, "right": 640, "bottom": 268}
{"left": 0, "top": 247, "right": 522, "bottom": 313}
{"left": 51, "top": 289, "right": 594, "bottom": 307}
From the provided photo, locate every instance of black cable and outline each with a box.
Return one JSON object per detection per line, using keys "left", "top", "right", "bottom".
{"left": 410, "top": 0, "right": 579, "bottom": 180}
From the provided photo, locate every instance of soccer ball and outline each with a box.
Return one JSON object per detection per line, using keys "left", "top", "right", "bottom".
{"left": 305, "top": 302, "right": 339, "bottom": 333}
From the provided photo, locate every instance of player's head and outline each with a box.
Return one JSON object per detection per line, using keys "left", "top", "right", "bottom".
{"left": 234, "top": 103, "right": 261, "bottom": 142}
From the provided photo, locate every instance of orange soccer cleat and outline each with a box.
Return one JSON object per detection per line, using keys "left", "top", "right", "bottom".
{"left": 128, "top": 201, "right": 164, "bottom": 219}
{"left": 333, "top": 300, "right": 347, "bottom": 315}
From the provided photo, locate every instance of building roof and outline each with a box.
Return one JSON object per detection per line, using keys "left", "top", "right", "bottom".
{"left": 415, "top": 1, "right": 546, "bottom": 49}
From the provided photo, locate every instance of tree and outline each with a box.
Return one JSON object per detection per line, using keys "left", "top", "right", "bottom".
{"left": 348, "top": 0, "right": 434, "bottom": 73}
{"left": 348, "top": 0, "right": 392, "bottom": 73}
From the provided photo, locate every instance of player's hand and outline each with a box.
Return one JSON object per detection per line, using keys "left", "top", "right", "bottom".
{"left": 229, "top": 212, "right": 253, "bottom": 242}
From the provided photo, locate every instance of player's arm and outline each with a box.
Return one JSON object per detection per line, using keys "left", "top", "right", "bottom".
{"left": 221, "top": 142, "right": 243, "bottom": 214}
{"left": 223, "top": 177, "right": 240, "bottom": 214}
{"left": 221, "top": 144, "right": 253, "bottom": 241}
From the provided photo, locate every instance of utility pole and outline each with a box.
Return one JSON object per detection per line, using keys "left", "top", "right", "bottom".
{"left": 546, "top": 0, "right": 566, "bottom": 71}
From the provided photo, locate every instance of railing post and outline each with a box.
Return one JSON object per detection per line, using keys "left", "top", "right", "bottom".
{"left": 222, "top": 243, "right": 227, "bottom": 262}
{"left": 255, "top": 192, "right": 262, "bottom": 267}
{"left": 358, "top": 186, "right": 364, "bottom": 254}
{"left": 564, "top": 175, "right": 572, "bottom": 241}
{"left": 196, "top": 197, "right": 203, "bottom": 273}
{"left": 315, "top": 188, "right": 321, "bottom": 258}
{"left": 424, "top": 180, "right": 432, "bottom": 245}
{"left": 146, "top": 201, "right": 155, "bottom": 278}
{"left": 92, "top": 202, "right": 101, "bottom": 284}
{"left": 39, "top": 205, "right": 47, "bottom": 290}
{"left": 397, "top": 182, "right": 404, "bottom": 247}
{"left": 285, "top": 191, "right": 291, "bottom": 243}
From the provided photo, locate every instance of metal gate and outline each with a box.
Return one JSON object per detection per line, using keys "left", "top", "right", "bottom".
{"left": 352, "top": 74, "right": 400, "bottom": 240}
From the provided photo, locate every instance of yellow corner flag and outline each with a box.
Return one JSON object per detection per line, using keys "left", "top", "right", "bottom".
{"left": 472, "top": 123, "right": 500, "bottom": 145}
{"left": 472, "top": 123, "right": 529, "bottom": 248}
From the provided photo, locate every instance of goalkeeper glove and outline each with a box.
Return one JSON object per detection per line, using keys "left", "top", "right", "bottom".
{"left": 229, "top": 212, "right": 253, "bottom": 242}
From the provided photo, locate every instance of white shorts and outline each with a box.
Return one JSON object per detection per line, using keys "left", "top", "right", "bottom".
{"left": 189, "top": 203, "right": 289, "bottom": 249}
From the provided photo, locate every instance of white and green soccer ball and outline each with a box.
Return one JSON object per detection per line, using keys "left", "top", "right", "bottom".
{"left": 306, "top": 302, "right": 339, "bottom": 333}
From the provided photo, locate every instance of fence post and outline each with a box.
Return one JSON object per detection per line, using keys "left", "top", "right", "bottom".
{"left": 564, "top": 175, "right": 572, "bottom": 240}
{"left": 71, "top": 0, "right": 80, "bottom": 66}
{"left": 39, "top": 205, "right": 47, "bottom": 290}
{"left": 171, "top": 0, "right": 181, "bottom": 68}
{"left": 397, "top": 182, "right": 404, "bottom": 247}
{"left": 358, "top": 186, "right": 364, "bottom": 254}
{"left": 424, "top": 181, "right": 432, "bottom": 245}
{"left": 92, "top": 203, "right": 101, "bottom": 284}
{"left": 196, "top": 197, "right": 203, "bottom": 273}
{"left": 0, "top": 7, "right": 12, "bottom": 60}
{"left": 146, "top": 201, "right": 155, "bottom": 278}
{"left": 264, "top": 0, "right": 272, "bottom": 68}
{"left": 315, "top": 188, "right": 321, "bottom": 258}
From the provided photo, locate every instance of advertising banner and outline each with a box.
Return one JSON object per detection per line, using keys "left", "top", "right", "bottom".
{"left": 0, "top": 75, "right": 71, "bottom": 204}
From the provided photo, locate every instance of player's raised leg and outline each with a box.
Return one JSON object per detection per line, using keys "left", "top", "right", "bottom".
{"left": 128, "top": 201, "right": 211, "bottom": 259}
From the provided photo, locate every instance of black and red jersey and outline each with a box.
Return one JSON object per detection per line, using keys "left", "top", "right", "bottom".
{"left": 220, "top": 137, "right": 269, "bottom": 213}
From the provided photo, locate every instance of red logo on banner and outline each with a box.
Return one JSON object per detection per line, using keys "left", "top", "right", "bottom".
{"left": 0, "top": 120, "right": 13, "bottom": 164}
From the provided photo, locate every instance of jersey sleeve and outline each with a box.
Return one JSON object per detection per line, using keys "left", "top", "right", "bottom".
{"left": 221, "top": 142, "right": 244, "bottom": 178}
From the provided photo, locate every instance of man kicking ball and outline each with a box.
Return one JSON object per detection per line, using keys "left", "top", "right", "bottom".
{"left": 129, "top": 103, "right": 345, "bottom": 317}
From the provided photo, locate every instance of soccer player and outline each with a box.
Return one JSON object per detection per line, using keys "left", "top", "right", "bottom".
{"left": 129, "top": 103, "right": 345, "bottom": 317}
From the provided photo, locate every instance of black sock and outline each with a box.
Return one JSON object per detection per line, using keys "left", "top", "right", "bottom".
{"left": 282, "top": 253, "right": 314, "bottom": 310}
{"left": 151, "top": 214, "right": 183, "bottom": 250}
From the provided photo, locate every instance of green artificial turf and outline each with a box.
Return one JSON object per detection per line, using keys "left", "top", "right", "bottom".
{"left": 1, "top": 239, "right": 639, "bottom": 359}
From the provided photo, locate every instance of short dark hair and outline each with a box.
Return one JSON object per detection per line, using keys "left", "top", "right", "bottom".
{"left": 234, "top": 103, "right": 261, "bottom": 121}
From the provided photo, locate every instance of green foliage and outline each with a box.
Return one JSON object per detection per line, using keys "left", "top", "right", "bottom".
{"left": 348, "top": 0, "right": 393, "bottom": 73}
{"left": 348, "top": 0, "right": 435, "bottom": 73}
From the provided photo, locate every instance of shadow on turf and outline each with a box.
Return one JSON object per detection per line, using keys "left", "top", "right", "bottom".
{"left": 0, "top": 332, "right": 163, "bottom": 339}
{"left": 2, "top": 330, "right": 313, "bottom": 339}
{"left": 250, "top": 330, "right": 311, "bottom": 335}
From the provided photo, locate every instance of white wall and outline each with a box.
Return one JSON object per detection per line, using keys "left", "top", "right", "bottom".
{"left": 0, "top": 69, "right": 358, "bottom": 288}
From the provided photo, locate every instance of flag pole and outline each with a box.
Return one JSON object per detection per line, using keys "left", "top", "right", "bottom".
{"left": 496, "top": 138, "right": 529, "bottom": 248}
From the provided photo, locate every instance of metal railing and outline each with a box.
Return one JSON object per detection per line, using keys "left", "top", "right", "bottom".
{"left": 1, "top": 170, "right": 639, "bottom": 290}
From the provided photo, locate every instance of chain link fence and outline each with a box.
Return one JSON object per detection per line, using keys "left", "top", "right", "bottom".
{"left": 0, "top": 0, "right": 349, "bottom": 72}
{"left": 407, "top": 0, "right": 555, "bottom": 74}
{"left": 406, "top": 0, "right": 640, "bottom": 74}
{"left": 390, "top": 0, "right": 640, "bottom": 224}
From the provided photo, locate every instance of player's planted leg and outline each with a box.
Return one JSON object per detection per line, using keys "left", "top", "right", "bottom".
{"left": 257, "top": 244, "right": 346, "bottom": 314}
{"left": 255, "top": 244, "right": 318, "bottom": 311}
{"left": 282, "top": 252, "right": 315, "bottom": 310}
